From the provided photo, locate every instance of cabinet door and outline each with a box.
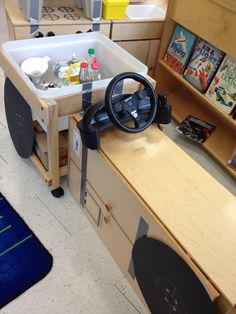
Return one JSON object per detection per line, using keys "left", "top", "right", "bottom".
{"left": 147, "top": 39, "right": 160, "bottom": 76}
{"left": 116, "top": 40, "right": 150, "bottom": 65}
{"left": 68, "top": 158, "right": 141, "bottom": 296}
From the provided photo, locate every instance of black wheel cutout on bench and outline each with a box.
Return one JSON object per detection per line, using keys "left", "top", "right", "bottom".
{"left": 105, "top": 72, "right": 157, "bottom": 134}
{"left": 132, "top": 237, "right": 216, "bottom": 314}
{"left": 4, "top": 78, "right": 34, "bottom": 159}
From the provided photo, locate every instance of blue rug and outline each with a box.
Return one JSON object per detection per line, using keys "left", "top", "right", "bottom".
{"left": 0, "top": 193, "right": 53, "bottom": 309}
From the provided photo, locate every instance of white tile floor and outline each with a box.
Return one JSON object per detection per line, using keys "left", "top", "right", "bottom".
{"left": 0, "top": 2, "right": 235, "bottom": 314}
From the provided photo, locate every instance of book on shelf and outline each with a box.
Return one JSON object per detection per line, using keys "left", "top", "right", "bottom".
{"left": 176, "top": 115, "right": 216, "bottom": 143}
{"left": 227, "top": 147, "right": 236, "bottom": 171}
{"left": 183, "top": 39, "right": 225, "bottom": 93}
{"left": 206, "top": 55, "right": 236, "bottom": 115}
{"left": 163, "top": 24, "right": 197, "bottom": 74}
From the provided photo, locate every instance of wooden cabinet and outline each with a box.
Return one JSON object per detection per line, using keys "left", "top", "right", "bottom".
{"left": 111, "top": 19, "right": 164, "bottom": 75}
{"left": 68, "top": 114, "right": 236, "bottom": 313}
{"left": 155, "top": 0, "right": 236, "bottom": 179}
{"left": 4, "top": 0, "right": 165, "bottom": 76}
{"left": 4, "top": 0, "right": 111, "bottom": 40}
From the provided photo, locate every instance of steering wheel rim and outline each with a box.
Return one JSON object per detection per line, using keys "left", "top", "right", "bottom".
{"left": 105, "top": 72, "right": 157, "bottom": 133}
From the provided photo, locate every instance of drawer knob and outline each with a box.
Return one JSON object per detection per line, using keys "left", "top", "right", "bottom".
{"left": 105, "top": 203, "right": 112, "bottom": 212}
{"left": 104, "top": 216, "right": 111, "bottom": 224}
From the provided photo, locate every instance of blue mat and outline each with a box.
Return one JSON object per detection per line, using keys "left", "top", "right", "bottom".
{"left": 0, "top": 193, "right": 53, "bottom": 309}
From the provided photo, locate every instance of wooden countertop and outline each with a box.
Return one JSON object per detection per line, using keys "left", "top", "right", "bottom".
{"left": 99, "top": 125, "right": 236, "bottom": 305}
{"left": 4, "top": 0, "right": 110, "bottom": 26}
{"left": 4, "top": 0, "right": 167, "bottom": 26}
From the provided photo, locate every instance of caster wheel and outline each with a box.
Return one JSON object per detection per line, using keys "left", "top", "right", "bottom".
{"left": 51, "top": 187, "right": 64, "bottom": 198}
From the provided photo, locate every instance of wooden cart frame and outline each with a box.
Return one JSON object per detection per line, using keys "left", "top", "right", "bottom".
{"left": 0, "top": 49, "right": 155, "bottom": 195}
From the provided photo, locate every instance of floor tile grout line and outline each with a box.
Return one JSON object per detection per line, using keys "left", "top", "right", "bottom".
{"left": 0, "top": 155, "right": 8, "bottom": 164}
{"left": 114, "top": 283, "right": 142, "bottom": 314}
{"left": 0, "top": 121, "right": 6, "bottom": 129}
{"left": 37, "top": 196, "right": 72, "bottom": 236}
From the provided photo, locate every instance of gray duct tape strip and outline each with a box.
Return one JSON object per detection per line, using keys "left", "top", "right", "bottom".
{"left": 29, "top": 1, "right": 41, "bottom": 36}
{"left": 80, "top": 145, "right": 88, "bottom": 207}
{"left": 92, "top": 23, "right": 100, "bottom": 32}
{"left": 80, "top": 82, "right": 93, "bottom": 207}
{"left": 92, "top": 1, "right": 101, "bottom": 31}
{"left": 82, "top": 82, "right": 93, "bottom": 111}
{"left": 128, "top": 217, "right": 149, "bottom": 279}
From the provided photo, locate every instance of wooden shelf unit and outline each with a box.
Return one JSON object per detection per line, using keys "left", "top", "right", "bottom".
{"left": 155, "top": 0, "right": 236, "bottom": 179}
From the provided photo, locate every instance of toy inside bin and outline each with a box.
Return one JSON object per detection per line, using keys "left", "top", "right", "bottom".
{"left": 1, "top": 32, "right": 147, "bottom": 100}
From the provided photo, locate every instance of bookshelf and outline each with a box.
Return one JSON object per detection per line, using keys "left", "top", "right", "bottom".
{"left": 155, "top": 0, "right": 236, "bottom": 179}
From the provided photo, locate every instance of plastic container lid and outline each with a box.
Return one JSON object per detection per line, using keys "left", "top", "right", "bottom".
{"left": 88, "top": 48, "right": 95, "bottom": 55}
{"left": 92, "top": 63, "right": 100, "bottom": 70}
{"left": 103, "top": 0, "right": 129, "bottom": 7}
{"left": 81, "top": 62, "right": 88, "bottom": 68}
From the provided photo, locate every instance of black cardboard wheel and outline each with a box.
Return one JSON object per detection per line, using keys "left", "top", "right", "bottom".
{"left": 4, "top": 78, "right": 34, "bottom": 159}
{"left": 132, "top": 237, "right": 216, "bottom": 314}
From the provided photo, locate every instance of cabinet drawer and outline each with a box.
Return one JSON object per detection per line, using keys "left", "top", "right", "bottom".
{"left": 111, "top": 21, "right": 164, "bottom": 41}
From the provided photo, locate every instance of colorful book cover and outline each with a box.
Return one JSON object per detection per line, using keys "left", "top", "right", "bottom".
{"left": 183, "top": 39, "right": 225, "bottom": 93}
{"left": 163, "top": 24, "right": 197, "bottom": 74}
{"left": 176, "top": 115, "right": 216, "bottom": 143}
{"left": 206, "top": 55, "right": 236, "bottom": 114}
{"left": 227, "top": 146, "right": 236, "bottom": 171}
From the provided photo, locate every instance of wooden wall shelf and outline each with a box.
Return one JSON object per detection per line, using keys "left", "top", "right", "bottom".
{"left": 155, "top": 0, "right": 236, "bottom": 180}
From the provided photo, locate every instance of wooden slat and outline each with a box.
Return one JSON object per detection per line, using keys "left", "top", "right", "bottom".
{"left": 46, "top": 102, "right": 60, "bottom": 190}
{"left": 30, "top": 153, "right": 51, "bottom": 183}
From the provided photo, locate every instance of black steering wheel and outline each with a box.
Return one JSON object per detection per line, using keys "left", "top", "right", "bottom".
{"left": 105, "top": 72, "right": 157, "bottom": 133}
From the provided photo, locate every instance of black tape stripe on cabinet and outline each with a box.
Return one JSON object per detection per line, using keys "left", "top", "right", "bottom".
{"left": 128, "top": 217, "right": 149, "bottom": 279}
{"left": 80, "top": 83, "right": 93, "bottom": 207}
{"left": 92, "top": 1, "right": 101, "bottom": 31}
{"left": 30, "top": 1, "right": 41, "bottom": 36}
{"left": 92, "top": 23, "right": 100, "bottom": 32}
{"left": 82, "top": 82, "right": 93, "bottom": 111}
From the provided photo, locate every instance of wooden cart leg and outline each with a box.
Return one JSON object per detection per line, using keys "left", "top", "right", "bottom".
{"left": 47, "top": 102, "right": 64, "bottom": 198}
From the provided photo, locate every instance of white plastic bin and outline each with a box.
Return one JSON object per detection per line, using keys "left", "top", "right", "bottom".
{"left": 1, "top": 32, "right": 148, "bottom": 100}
